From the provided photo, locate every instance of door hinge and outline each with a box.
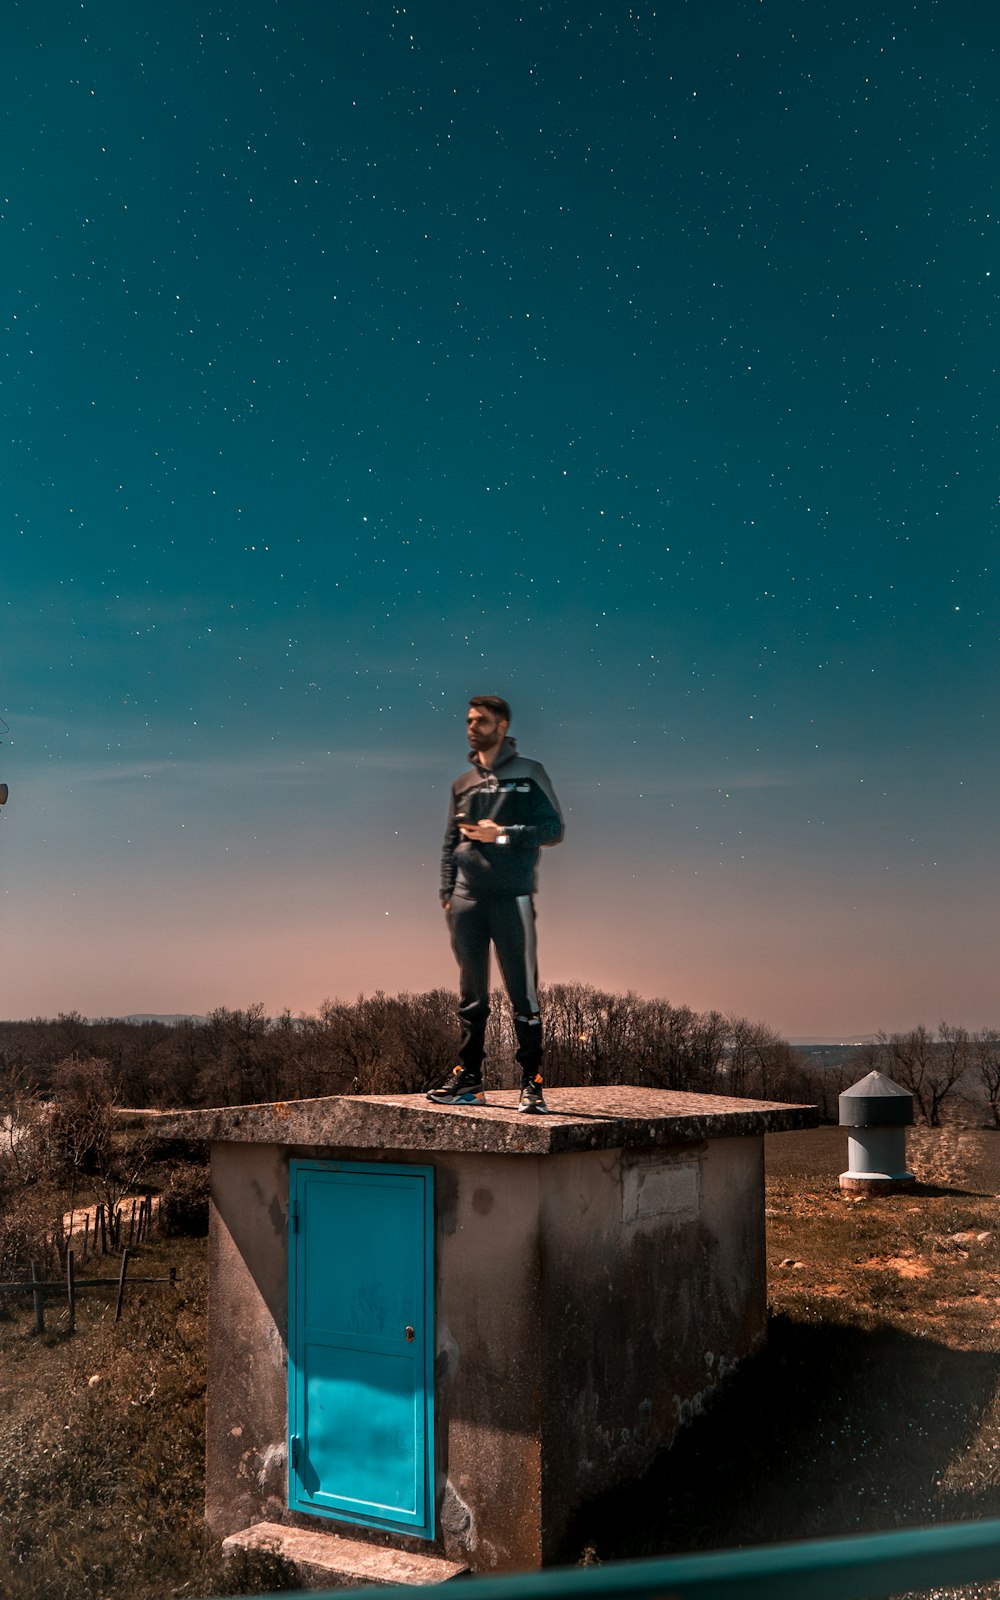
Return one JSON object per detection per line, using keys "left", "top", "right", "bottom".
{"left": 290, "top": 1434, "right": 301, "bottom": 1470}
{"left": 288, "top": 1201, "right": 298, "bottom": 1234}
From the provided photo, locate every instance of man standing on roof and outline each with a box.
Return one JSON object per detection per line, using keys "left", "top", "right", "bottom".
{"left": 429, "top": 695, "right": 565, "bottom": 1114}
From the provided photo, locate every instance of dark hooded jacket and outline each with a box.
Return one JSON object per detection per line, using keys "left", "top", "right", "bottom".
{"left": 440, "top": 737, "right": 564, "bottom": 903}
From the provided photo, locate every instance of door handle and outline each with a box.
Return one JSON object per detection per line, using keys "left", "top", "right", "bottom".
{"left": 405, "top": 1326, "right": 415, "bottom": 1341}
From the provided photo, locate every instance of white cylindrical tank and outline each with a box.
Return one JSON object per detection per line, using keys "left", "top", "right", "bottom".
{"left": 839, "top": 1070, "right": 915, "bottom": 1193}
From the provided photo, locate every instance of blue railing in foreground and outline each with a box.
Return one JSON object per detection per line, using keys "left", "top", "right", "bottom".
{"left": 231, "top": 1516, "right": 1000, "bottom": 1600}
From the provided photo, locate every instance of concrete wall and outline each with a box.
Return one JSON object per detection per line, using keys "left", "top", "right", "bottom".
{"left": 204, "top": 1134, "right": 766, "bottom": 1570}
{"left": 538, "top": 1136, "right": 766, "bottom": 1560}
{"left": 206, "top": 1141, "right": 290, "bottom": 1537}
{"left": 434, "top": 1153, "right": 544, "bottom": 1570}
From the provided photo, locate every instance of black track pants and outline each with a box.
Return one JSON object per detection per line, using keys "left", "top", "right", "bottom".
{"left": 447, "top": 891, "right": 542, "bottom": 1076}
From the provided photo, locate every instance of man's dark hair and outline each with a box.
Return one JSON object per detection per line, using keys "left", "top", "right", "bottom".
{"left": 469, "top": 694, "right": 511, "bottom": 725}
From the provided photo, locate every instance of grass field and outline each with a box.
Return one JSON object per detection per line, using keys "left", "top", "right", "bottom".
{"left": 0, "top": 1231, "right": 296, "bottom": 1599}
{"left": 4, "top": 1126, "right": 1000, "bottom": 1596}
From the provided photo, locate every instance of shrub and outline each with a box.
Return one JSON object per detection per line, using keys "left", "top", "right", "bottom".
{"left": 0, "top": 1208, "right": 52, "bottom": 1284}
{"left": 159, "top": 1164, "right": 211, "bottom": 1237}
{"left": 42, "top": 1057, "right": 117, "bottom": 1179}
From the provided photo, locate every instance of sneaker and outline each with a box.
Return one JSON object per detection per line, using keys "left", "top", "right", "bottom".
{"left": 427, "top": 1066, "right": 486, "bottom": 1106}
{"left": 518, "top": 1074, "right": 548, "bottom": 1114}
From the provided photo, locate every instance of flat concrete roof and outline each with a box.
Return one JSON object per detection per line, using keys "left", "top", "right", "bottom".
{"left": 126, "top": 1085, "right": 816, "bottom": 1155}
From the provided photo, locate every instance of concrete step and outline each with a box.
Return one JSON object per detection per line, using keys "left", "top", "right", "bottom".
{"left": 222, "top": 1522, "right": 469, "bottom": 1590}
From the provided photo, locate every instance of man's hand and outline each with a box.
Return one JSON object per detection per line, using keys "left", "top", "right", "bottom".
{"left": 458, "top": 818, "right": 505, "bottom": 843}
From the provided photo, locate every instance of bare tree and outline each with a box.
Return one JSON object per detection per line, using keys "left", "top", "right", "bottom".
{"left": 0, "top": 1058, "right": 40, "bottom": 1183}
{"left": 685, "top": 1010, "right": 729, "bottom": 1093}
{"left": 196, "top": 1004, "right": 275, "bottom": 1104}
{"left": 726, "top": 1017, "right": 812, "bottom": 1103}
{"left": 972, "top": 1028, "right": 1000, "bottom": 1127}
{"left": 45, "top": 1057, "right": 117, "bottom": 1178}
{"left": 886, "top": 1023, "right": 970, "bottom": 1125}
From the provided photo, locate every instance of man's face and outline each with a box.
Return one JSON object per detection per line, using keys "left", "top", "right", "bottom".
{"left": 467, "top": 705, "right": 507, "bottom": 753}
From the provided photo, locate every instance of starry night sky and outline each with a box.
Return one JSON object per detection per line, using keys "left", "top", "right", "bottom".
{"left": 3, "top": 1, "right": 997, "bottom": 1036}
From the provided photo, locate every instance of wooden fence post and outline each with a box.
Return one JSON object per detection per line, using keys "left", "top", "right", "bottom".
{"left": 114, "top": 1248, "right": 130, "bottom": 1323}
{"left": 98, "top": 1204, "right": 107, "bottom": 1255}
{"left": 31, "top": 1261, "right": 44, "bottom": 1334}
{"left": 66, "top": 1249, "right": 76, "bottom": 1333}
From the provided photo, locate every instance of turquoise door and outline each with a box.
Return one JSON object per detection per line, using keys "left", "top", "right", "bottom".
{"left": 288, "top": 1160, "right": 434, "bottom": 1539}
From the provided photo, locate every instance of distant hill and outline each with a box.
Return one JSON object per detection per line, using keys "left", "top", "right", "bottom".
{"left": 793, "top": 1043, "right": 873, "bottom": 1075}
{"left": 119, "top": 1014, "right": 206, "bottom": 1025}
{"left": 792, "top": 1037, "right": 879, "bottom": 1047}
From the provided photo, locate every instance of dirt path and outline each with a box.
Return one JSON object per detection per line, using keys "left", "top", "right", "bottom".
{"left": 61, "top": 1194, "right": 159, "bottom": 1245}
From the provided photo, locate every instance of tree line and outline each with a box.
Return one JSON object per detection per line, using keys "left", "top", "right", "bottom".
{"left": 0, "top": 988, "right": 809, "bottom": 1110}
{"left": 0, "top": 996, "right": 997, "bottom": 1125}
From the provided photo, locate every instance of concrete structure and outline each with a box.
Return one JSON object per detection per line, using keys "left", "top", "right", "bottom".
{"left": 838, "top": 1070, "right": 915, "bottom": 1194}
{"left": 139, "top": 1086, "right": 814, "bottom": 1580}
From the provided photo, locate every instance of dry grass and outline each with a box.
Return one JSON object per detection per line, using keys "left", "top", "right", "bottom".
{"left": 0, "top": 1231, "right": 294, "bottom": 1599}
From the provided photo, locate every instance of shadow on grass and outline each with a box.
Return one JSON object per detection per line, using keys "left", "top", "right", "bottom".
{"left": 908, "top": 1182, "right": 995, "bottom": 1200}
{"left": 564, "top": 1312, "right": 1000, "bottom": 1562}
